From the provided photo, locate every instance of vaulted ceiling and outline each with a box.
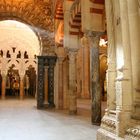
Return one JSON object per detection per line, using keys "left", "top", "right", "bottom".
{"left": 0, "top": 0, "right": 53, "bottom": 31}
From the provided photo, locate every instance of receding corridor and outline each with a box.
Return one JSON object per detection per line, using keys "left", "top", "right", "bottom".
{"left": 0, "top": 99, "right": 99, "bottom": 140}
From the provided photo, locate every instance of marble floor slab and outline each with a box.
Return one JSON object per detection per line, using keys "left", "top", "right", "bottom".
{"left": 0, "top": 99, "right": 99, "bottom": 140}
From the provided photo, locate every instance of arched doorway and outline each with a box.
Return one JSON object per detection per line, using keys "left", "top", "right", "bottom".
{"left": 0, "top": 1, "right": 56, "bottom": 110}
{"left": 0, "top": 20, "right": 41, "bottom": 99}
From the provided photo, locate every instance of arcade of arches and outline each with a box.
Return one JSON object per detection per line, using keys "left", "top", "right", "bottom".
{"left": 0, "top": 0, "right": 140, "bottom": 140}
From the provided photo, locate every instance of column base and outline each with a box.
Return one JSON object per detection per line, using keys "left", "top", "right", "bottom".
{"left": 92, "top": 122, "right": 101, "bottom": 126}
{"left": 37, "top": 103, "right": 44, "bottom": 109}
{"left": 58, "top": 106, "right": 63, "bottom": 110}
{"left": 81, "top": 93, "right": 90, "bottom": 99}
{"left": 45, "top": 103, "right": 55, "bottom": 109}
{"left": 20, "top": 96, "right": 24, "bottom": 100}
{"left": 69, "top": 110, "right": 77, "bottom": 115}
{"left": 97, "top": 128, "right": 117, "bottom": 140}
{"left": 125, "top": 126, "right": 140, "bottom": 140}
{"left": 1, "top": 96, "right": 5, "bottom": 100}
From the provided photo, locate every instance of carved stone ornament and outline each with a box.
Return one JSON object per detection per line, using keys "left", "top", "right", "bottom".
{"left": 84, "top": 30, "right": 105, "bottom": 48}
{"left": 101, "top": 115, "right": 116, "bottom": 134}
{"left": 125, "top": 126, "right": 140, "bottom": 140}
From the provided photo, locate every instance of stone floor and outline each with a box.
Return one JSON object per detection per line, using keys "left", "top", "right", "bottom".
{"left": 77, "top": 99, "right": 107, "bottom": 117}
{"left": 0, "top": 99, "right": 99, "bottom": 140}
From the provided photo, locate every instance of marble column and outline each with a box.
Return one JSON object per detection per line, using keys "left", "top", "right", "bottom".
{"left": 1, "top": 73, "right": 6, "bottom": 100}
{"left": 114, "top": 0, "right": 136, "bottom": 137}
{"left": 68, "top": 48, "right": 78, "bottom": 115}
{"left": 44, "top": 66, "right": 49, "bottom": 104}
{"left": 58, "top": 57, "right": 65, "bottom": 109}
{"left": 48, "top": 59, "right": 56, "bottom": 108}
{"left": 37, "top": 56, "right": 57, "bottom": 109}
{"left": 127, "top": 0, "right": 140, "bottom": 119}
{"left": 88, "top": 31, "right": 104, "bottom": 125}
{"left": 20, "top": 75, "right": 24, "bottom": 100}
{"left": 63, "top": 59, "right": 69, "bottom": 109}
{"left": 76, "top": 49, "right": 82, "bottom": 98}
{"left": 105, "top": 0, "right": 116, "bottom": 111}
{"left": 37, "top": 57, "right": 44, "bottom": 109}
{"left": 81, "top": 35, "right": 90, "bottom": 99}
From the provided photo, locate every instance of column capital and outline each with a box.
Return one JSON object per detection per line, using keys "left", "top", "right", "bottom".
{"left": 1, "top": 70, "right": 7, "bottom": 76}
{"left": 83, "top": 30, "right": 105, "bottom": 48}
{"left": 19, "top": 72, "right": 25, "bottom": 77}
{"left": 67, "top": 48, "right": 79, "bottom": 57}
{"left": 58, "top": 57, "right": 65, "bottom": 64}
{"left": 49, "top": 58, "right": 57, "bottom": 67}
{"left": 67, "top": 48, "right": 78, "bottom": 63}
{"left": 84, "top": 30, "right": 105, "bottom": 38}
{"left": 81, "top": 35, "right": 89, "bottom": 47}
{"left": 67, "top": 48, "right": 79, "bottom": 53}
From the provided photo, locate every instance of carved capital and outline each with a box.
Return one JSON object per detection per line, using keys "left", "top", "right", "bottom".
{"left": 81, "top": 34, "right": 89, "bottom": 47}
{"left": 1, "top": 70, "right": 7, "bottom": 78}
{"left": 58, "top": 57, "right": 65, "bottom": 64}
{"left": 19, "top": 74, "right": 25, "bottom": 80}
{"left": 83, "top": 30, "right": 105, "bottom": 48}
{"left": 67, "top": 48, "right": 78, "bottom": 63}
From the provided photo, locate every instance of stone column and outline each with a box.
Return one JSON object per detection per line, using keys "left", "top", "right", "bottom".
{"left": 1, "top": 72, "right": 6, "bottom": 100}
{"left": 68, "top": 48, "right": 78, "bottom": 115}
{"left": 127, "top": 0, "right": 140, "bottom": 119}
{"left": 76, "top": 49, "right": 82, "bottom": 98}
{"left": 58, "top": 57, "right": 65, "bottom": 109}
{"left": 37, "top": 57, "right": 44, "bottom": 109}
{"left": 105, "top": 0, "right": 116, "bottom": 111}
{"left": 63, "top": 59, "right": 69, "bottom": 109}
{"left": 114, "top": 0, "right": 133, "bottom": 137}
{"left": 44, "top": 66, "right": 49, "bottom": 104}
{"left": 20, "top": 75, "right": 24, "bottom": 100}
{"left": 88, "top": 31, "right": 104, "bottom": 125}
{"left": 81, "top": 34, "right": 90, "bottom": 99}
{"left": 48, "top": 58, "right": 56, "bottom": 108}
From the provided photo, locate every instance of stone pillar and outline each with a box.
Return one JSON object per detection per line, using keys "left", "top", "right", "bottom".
{"left": 44, "top": 66, "right": 49, "bottom": 104}
{"left": 105, "top": 0, "right": 116, "bottom": 111}
{"left": 63, "top": 59, "right": 69, "bottom": 109}
{"left": 76, "top": 49, "right": 82, "bottom": 98}
{"left": 58, "top": 57, "right": 64, "bottom": 109}
{"left": 48, "top": 59, "right": 56, "bottom": 108}
{"left": 37, "top": 57, "right": 44, "bottom": 109}
{"left": 88, "top": 31, "right": 104, "bottom": 125}
{"left": 127, "top": 0, "right": 140, "bottom": 119}
{"left": 20, "top": 75, "right": 24, "bottom": 100}
{"left": 1, "top": 73, "right": 6, "bottom": 100}
{"left": 37, "top": 56, "right": 57, "bottom": 109}
{"left": 114, "top": 0, "right": 133, "bottom": 137}
{"left": 68, "top": 48, "right": 78, "bottom": 115}
{"left": 81, "top": 34, "right": 90, "bottom": 99}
